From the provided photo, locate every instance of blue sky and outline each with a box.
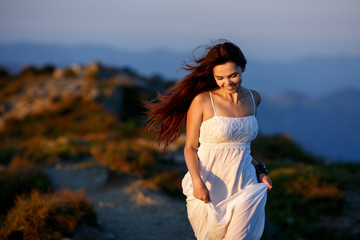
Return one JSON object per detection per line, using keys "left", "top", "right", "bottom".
{"left": 1, "top": 0, "right": 360, "bottom": 60}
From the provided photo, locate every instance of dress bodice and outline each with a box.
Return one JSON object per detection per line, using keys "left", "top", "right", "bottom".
{"left": 199, "top": 89, "right": 259, "bottom": 145}
{"left": 199, "top": 115, "right": 258, "bottom": 144}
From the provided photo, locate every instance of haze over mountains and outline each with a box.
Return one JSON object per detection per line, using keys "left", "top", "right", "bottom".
{"left": 1, "top": 42, "right": 359, "bottom": 161}
{"left": 1, "top": 42, "right": 360, "bottom": 97}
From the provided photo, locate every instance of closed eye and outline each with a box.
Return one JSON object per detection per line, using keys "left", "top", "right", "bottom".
{"left": 215, "top": 72, "right": 239, "bottom": 80}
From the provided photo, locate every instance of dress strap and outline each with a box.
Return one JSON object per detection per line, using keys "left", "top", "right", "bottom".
{"left": 247, "top": 89, "right": 256, "bottom": 115}
{"left": 209, "top": 91, "right": 217, "bottom": 116}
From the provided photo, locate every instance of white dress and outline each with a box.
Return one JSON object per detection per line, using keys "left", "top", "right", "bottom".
{"left": 182, "top": 89, "right": 268, "bottom": 240}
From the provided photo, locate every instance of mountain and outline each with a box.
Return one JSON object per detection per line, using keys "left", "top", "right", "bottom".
{"left": 257, "top": 88, "right": 360, "bottom": 162}
{"left": 0, "top": 42, "right": 187, "bottom": 80}
{"left": 1, "top": 42, "right": 360, "bottom": 97}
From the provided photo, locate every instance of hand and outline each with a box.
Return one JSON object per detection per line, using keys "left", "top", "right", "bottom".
{"left": 193, "top": 180, "right": 211, "bottom": 203}
{"left": 259, "top": 173, "right": 273, "bottom": 190}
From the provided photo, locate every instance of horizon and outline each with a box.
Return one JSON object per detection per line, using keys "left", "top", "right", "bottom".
{"left": 3, "top": 40, "right": 360, "bottom": 61}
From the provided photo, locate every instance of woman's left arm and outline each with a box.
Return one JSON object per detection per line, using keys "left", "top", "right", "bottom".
{"left": 251, "top": 90, "right": 272, "bottom": 190}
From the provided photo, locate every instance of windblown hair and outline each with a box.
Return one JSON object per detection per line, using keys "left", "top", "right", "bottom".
{"left": 145, "top": 40, "right": 247, "bottom": 149}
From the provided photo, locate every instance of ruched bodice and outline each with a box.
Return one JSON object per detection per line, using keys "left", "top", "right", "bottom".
{"left": 182, "top": 89, "right": 267, "bottom": 240}
{"left": 199, "top": 115, "right": 258, "bottom": 145}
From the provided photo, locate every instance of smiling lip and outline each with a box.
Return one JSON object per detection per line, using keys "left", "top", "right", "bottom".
{"left": 226, "top": 85, "right": 235, "bottom": 91}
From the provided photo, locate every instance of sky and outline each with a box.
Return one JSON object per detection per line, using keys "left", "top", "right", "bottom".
{"left": 0, "top": 0, "right": 360, "bottom": 60}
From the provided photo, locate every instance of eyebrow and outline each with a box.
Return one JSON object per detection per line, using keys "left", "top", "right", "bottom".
{"left": 214, "top": 71, "right": 238, "bottom": 78}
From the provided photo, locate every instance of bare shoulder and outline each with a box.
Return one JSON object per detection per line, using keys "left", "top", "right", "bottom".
{"left": 190, "top": 91, "right": 211, "bottom": 109}
{"left": 249, "top": 89, "right": 262, "bottom": 106}
{"left": 192, "top": 91, "right": 209, "bottom": 104}
{"left": 189, "top": 91, "right": 213, "bottom": 121}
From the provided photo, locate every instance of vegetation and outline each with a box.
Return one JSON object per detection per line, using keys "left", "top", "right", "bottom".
{"left": 0, "top": 189, "right": 97, "bottom": 240}
{"left": 0, "top": 163, "right": 52, "bottom": 216}
{"left": 154, "top": 171, "right": 184, "bottom": 198}
{"left": 263, "top": 161, "right": 345, "bottom": 239}
{"left": 20, "top": 64, "right": 56, "bottom": 77}
{"left": 252, "top": 134, "right": 315, "bottom": 163}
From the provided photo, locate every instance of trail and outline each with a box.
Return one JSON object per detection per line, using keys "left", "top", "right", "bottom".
{"left": 44, "top": 161, "right": 195, "bottom": 240}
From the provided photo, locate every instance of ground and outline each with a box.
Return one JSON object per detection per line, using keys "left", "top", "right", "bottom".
{"left": 44, "top": 161, "right": 196, "bottom": 240}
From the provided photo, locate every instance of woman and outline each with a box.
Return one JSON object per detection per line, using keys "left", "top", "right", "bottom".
{"left": 146, "top": 40, "right": 272, "bottom": 240}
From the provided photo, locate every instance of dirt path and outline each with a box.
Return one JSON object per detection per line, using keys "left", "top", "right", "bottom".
{"left": 44, "top": 161, "right": 196, "bottom": 240}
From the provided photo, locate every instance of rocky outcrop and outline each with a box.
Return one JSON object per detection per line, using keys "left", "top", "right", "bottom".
{"left": 0, "top": 62, "right": 144, "bottom": 130}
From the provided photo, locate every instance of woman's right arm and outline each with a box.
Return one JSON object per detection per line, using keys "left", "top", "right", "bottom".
{"left": 184, "top": 94, "right": 211, "bottom": 203}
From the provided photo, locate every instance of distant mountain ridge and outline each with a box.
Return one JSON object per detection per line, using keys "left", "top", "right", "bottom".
{"left": 0, "top": 42, "right": 187, "bottom": 80}
{"left": 1, "top": 42, "right": 360, "bottom": 97}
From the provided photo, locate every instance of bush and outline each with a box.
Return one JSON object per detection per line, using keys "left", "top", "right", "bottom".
{"left": 0, "top": 189, "right": 97, "bottom": 240}
{"left": 154, "top": 171, "right": 183, "bottom": 198}
{"left": 2, "top": 98, "right": 116, "bottom": 139}
{"left": 91, "top": 140, "right": 158, "bottom": 177}
{"left": 0, "top": 78, "right": 24, "bottom": 102}
{"left": 40, "top": 64, "right": 55, "bottom": 75}
{"left": 0, "top": 138, "right": 20, "bottom": 165}
{"left": 263, "top": 161, "right": 345, "bottom": 239}
{"left": 252, "top": 134, "right": 315, "bottom": 163}
{"left": 0, "top": 165, "right": 52, "bottom": 216}
{"left": 0, "top": 66, "right": 9, "bottom": 78}
{"left": 20, "top": 65, "right": 38, "bottom": 76}
{"left": 121, "top": 86, "right": 147, "bottom": 120}
{"left": 63, "top": 68, "right": 76, "bottom": 78}
{"left": 20, "top": 136, "right": 91, "bottom": 163}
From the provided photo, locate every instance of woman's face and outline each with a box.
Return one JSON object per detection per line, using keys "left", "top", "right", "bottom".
{"left": 213, "top": 62, "right": 243, "bottom": 94}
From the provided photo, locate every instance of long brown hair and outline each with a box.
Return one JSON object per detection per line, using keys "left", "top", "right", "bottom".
{"left": 145, "top": 40, "right": 247, "bottom": 149}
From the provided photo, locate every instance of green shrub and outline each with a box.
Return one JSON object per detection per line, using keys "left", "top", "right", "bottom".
{"left": 0, "top": 189, "right": 97, "bottom": 240}
{"left": 252, "top": 134, "right": 315, "bottom": 163}
{"left": 263, "top": 161, "right": 345, "bottom": 239}
{"left": 0, "top": 166, "right": 52, "bottom": 216}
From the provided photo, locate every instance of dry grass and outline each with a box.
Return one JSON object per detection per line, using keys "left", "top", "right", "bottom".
{"left": 0, "top": 165, "right": 51, "bottom": 216}
{"left": 90, "top": 139, "right": 158, "bottom": 177}
{"left": 270, "top": 164, "right": 344, "bottom": 200}
{"left": 0, "top": 189, "right": 97, "bottom": 240}
{"left": 263, "top": 161, "right": 347, "bottom": 239}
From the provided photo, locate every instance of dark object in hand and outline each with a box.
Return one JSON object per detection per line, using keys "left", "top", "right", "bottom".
{"left": 255, "top": 162, "right": 268, "bottom": 179}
